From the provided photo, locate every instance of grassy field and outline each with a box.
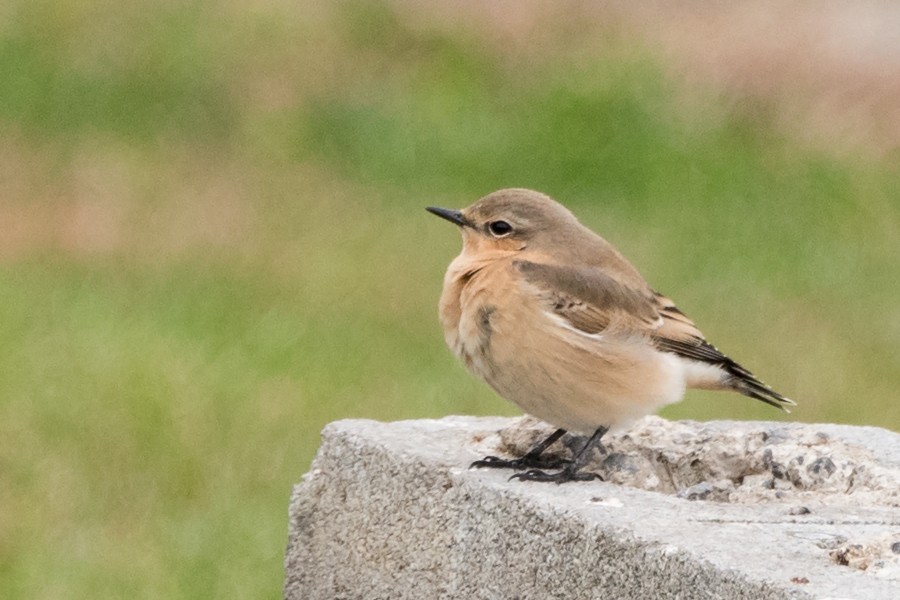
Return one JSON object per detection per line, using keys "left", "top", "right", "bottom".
{"left": 2, "top": 1, "right": 899, "bottom": 597}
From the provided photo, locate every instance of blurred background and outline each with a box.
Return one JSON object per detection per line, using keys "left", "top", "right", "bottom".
{"left": 2, "top": 0, "right": 899, "bottom": 597}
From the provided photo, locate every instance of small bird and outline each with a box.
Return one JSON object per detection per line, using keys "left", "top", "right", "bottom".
{"left": 427, "top": 188, "right": 794, "bottom": 484}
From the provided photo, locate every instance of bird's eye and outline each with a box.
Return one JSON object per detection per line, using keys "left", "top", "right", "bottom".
{"left": 488, "top": 220, "right": 513, "bottom": 237}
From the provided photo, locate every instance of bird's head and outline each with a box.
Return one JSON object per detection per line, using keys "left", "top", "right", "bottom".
{"left": 427, "top": 188, "right": 585, "bottom": 258}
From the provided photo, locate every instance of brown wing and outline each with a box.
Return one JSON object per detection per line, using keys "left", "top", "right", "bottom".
{"left": 515, "top": 259, "right": 715, "bottom": 346}
{"left": 513, "top": 260, "right": 660, "bottom": 334}
{"left": 514, "top": 261, "right": 794, "bottom": 410}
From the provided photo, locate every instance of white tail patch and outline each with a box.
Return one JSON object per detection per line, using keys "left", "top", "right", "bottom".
{"left": 679, "top": 357, "right": 728, "bottom": 390}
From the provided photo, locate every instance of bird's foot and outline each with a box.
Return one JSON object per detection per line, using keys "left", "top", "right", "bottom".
{"left": 470, "top": 454, "right": 571, "bottom": 471}
{"left": 509, "top": 465, "right": 602, "bottom": 484}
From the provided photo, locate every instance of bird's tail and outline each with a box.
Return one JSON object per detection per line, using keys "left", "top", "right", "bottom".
{"left": 726, "top": 362, "right": 795, "bottom": 412}
{"left": 653, "top": 335, "right": 795, "bottom": 411}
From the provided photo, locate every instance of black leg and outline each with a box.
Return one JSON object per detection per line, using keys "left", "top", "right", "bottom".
{"left": 470, "top": 428, "right": 569, "bottom": 471}
{"left": 511, "top": 425, "right": 608, "bottom": 484}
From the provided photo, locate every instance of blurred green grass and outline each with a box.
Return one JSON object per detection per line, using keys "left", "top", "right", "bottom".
{"left": 1, "top": 1, "right": 899, "bottom": 597}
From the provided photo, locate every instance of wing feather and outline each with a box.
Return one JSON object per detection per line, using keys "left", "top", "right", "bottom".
{"left": 513, "top": 260, "right": 794, "bottom": 410}
{"left": 514, "top": 260, "right": 659, "bottom": 334}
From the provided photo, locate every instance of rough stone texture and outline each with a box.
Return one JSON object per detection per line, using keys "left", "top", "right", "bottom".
{"left": 284, "top": 416, "right": 900, "bottom": 600}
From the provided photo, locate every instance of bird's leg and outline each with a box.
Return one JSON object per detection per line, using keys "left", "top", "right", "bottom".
{"left": 510, "top": 425, "right": 608, "bottom": 484}
{"left": 470, "top": 428, "right": 569, "bottom": 471}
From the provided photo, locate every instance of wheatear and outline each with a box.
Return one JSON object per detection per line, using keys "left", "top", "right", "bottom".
{"left": 428, "top": 188, "right": 794, "bottom": 484}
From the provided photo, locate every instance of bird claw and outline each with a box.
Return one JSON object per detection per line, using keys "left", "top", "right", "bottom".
{"left": 469, "top": 455, "right": 514, "bottom": 469}
{"left": 470, "top": 454, "right": 571, "bottom": 471}
{"left": 509, "top": 467, "right": 602, "bottom": 484}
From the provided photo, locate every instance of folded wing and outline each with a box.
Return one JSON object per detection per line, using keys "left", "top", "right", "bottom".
{"left": 514, "top": 260, "right": 794, "bottom": 410}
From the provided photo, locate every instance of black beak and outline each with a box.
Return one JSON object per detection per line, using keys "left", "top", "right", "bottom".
{"left": 426, "top": 206, "right": 468, "bottom": 227}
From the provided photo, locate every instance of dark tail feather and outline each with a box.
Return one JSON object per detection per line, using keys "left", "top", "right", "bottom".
{"left": 727, "top": 365, "right": 795, "bottom": 412}
{"left": 653, "top": 336, "right": 795, "bottom": 411}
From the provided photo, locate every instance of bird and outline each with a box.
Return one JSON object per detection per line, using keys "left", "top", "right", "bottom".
{"left": 427, "top": 188, "right": 794, "bottom": 484}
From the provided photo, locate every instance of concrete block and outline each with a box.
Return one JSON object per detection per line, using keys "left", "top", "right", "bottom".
{"left": 284, "top": 416, "right": 900, "bottom": 599}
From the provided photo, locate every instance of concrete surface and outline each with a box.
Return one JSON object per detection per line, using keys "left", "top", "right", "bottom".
{"left": 284, "top": 416, "right": 900, "bottom": 599}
